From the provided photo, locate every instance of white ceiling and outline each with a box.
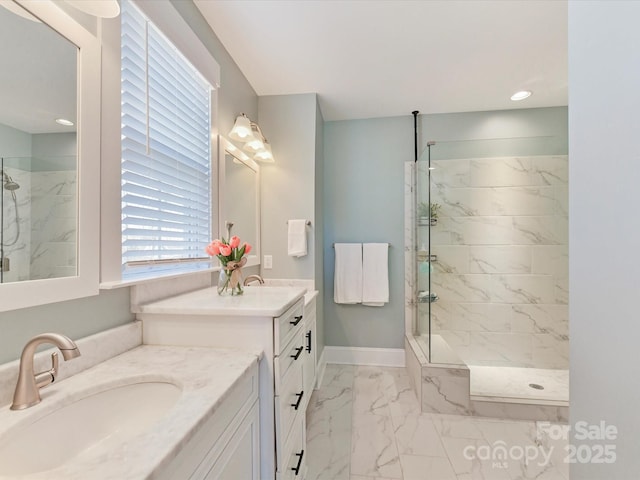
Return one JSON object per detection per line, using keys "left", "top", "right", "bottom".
{"left": 0, "top": 4, "right": 77, "bottom": 134}
{"left": 194, "top": 0, "right": 567, "bottom": 121}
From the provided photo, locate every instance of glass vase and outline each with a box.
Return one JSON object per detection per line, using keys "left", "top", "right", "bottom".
{"left": 217, "top": 268, "right": 244, "bottom": 296}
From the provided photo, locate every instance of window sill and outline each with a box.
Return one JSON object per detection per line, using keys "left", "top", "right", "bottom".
{"left": 99, "top": 266, "right": 219, "bottom": 290}
{"left": 99, "top": 256, "right": 259, "bottom": 290}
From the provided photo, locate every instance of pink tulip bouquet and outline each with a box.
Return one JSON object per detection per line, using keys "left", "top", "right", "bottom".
{"left": 205, "top": 236, "right": 252, "bottom": 295}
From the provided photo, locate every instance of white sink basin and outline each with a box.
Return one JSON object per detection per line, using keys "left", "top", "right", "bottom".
{"left": 0, "top": 381, "right": 181, "bottom": 476}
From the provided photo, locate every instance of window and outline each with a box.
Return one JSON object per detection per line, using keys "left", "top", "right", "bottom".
{"left": 121, "top": 0, "right": 213, "bottom": 278}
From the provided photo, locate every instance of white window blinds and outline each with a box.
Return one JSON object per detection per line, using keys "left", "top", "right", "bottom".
{"left": 121, "top": 0, "right": 212, "bottom": 277}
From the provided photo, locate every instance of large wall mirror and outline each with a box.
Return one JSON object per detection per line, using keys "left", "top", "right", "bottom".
{"left": 218, "top": 136, "right": 260, "bottom": 267}
{"left": 0, "top": 1, "right": 100, "bottom": 311}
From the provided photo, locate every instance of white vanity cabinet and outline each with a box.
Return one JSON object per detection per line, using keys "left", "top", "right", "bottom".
{"left": 159, "top": 361, "right": 261, "bottom": 480}
{"left": 302, "top": 295, "right": 317, "bottom": 411}
{"left": 138, "top": 286, "right": 312, "bottom": 480}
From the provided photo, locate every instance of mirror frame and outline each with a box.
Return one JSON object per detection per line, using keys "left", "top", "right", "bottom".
{"left": 218, "top": 136, "right": 260, "bottom": 268}
{"left": 1, "top": 0, "right": 100, "bottom": 311}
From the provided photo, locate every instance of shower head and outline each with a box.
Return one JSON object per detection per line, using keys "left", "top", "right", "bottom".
{"left": 2, "top": 171, "right": 20, "bottom": 191}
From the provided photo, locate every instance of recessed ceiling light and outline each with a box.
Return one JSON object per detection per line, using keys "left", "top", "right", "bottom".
{"left": 55, "top": 118, "right": 74, "bottom": 126}
{"left": 510, "top": 90, "right": 532, "bottom": 101}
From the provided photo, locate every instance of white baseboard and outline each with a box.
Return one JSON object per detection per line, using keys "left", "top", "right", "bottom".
{"left": 323, "top": 346, "right": 406, "bottom": 368}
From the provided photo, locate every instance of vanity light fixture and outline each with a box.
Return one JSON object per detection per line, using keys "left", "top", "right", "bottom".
{"left": 510, "top": 90, "right": 532, "bottom": 101}
{"left": 229, "top": 114, "right": 254, "bottom": 142}
{"left": 253, "top": 143, "right": 274, "bottom": 163}
{"left": 243, "top": 124, "right": 266, "bottom": 153}
{"left": 229, "top": 113, "right": 275, "bottom": 163}
{"left": 55, "top": 118, "right": 74, "bottom": 126}
{"left": 64, "top": 0, "right": 120, "bottom": 19}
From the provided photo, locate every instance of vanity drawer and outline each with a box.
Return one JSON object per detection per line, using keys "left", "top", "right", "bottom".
{"left": 275, "top": 299, "right": 304, "bottom": 354}
{"left": 278, "top": 412, "right": 306, "bottom": 480}
{"left": 275, "top": 358, "right": 304, "bottom": 445}
{"left": 275, "top": 329, "right": 305, "bottom": 391}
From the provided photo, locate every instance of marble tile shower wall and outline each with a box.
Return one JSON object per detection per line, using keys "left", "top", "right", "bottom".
{"left": 1, "top": 169, "right": 76, "bottom": 282}
{"left": 30, "top": 170, "right": 77, "bottom": 280}
{"left": 421, "top": 156, "right": 568, "bottom": 369}
{"left": 1, "top": 167, "right": 31, "bottom": 283}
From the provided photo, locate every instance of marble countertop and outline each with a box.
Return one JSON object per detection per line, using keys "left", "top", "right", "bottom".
{"left": 0, "top": 345, "right": 261, "bottom": 480}
{"left": 138, "top": 286, "right": 306, "bottom": 317}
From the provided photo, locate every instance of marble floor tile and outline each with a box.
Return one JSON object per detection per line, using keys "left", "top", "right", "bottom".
{"left": 306, "top": 386, "right": 353, "bottom": 480}
{"left": 323, "top": 363, "right": 356, "bottom": 388}
{"left": 431, "top": 414, "right": 486, "bottom": 440}
{"left": 400, "top": 455, "right": 457, "bottom": 480}
{"left": 353, "top": 366, "right": 392, "bottom": 416}
{"left": 391, "top": 414, "right": 448, "bottom": 458}
{"left": 350, "top": 476, "right": 398, "bottom": 480}
{"left": 351, "top": 413, "right": 403, "bottom": 479}
{"left": 382, "top": 367, "right": 423, "bottom": 418}
{"left": 474, "top": 417, "right": 538, "bottom": 445}
{"left": 307, "top": 364, "right": 569, "bottom": 480}
{"left": 435, "top": 435, "right": 512, "bottom": 479}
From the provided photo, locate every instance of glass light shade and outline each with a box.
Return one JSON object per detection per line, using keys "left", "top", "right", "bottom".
{"left": 244, "top": 137, "right": 265, "bottom": 153}
{"left": 229, "top": 115, "right": 254, "bottom": 142}
{"left": 65, "top": 0, "right": 120, "bottom": 18}
{"left": 243, "top": 123, "right": 265, "bottom": 152}
{"left": 254, "top": 144, "right": 275, "bottom": 163}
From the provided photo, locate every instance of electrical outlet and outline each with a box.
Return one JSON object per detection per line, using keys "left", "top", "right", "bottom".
{"left": 263, "top": 255, "right": 273, "bottom": 269}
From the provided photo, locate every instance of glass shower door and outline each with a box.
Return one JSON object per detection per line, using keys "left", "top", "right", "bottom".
{"left": 415, "top": 144, "right": 436, "bottom": 361}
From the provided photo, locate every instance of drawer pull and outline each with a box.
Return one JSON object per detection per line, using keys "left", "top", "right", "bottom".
{"left": 290, "top": 346, "right": 304, "bottom": 360}
{"left": 305, "top": 330, "right": 312, "bottom": 353}
{"left": 291, "top": 449, "right": 305, "bottom": 475}
{"left": 291, "top": 390, "right": 304, "bottom": 410}
{"left": 290, "top": 315, "right": 303, "bottom": 326}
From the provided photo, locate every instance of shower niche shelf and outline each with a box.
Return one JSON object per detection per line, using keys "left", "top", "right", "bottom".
{"left": 417, "top": 251, "right": 437, "bottom": 263}
{"left": 417, "top": 218, "right": 437, "bottom": 226}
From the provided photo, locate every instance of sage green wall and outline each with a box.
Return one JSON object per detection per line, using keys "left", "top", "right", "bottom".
{"left": 257, "top": 93, "right": 325, "bottom": 357}
{"left": 323, "top": 116, "right": 411, "bottom": 349}
{"left": 323, "top": 107, "right": 568, "bottom": 349}
{"left": 258, "top": 94, "right": 320, "bottom": 280}
{"left": 315, "top": 98, "right": 325, "bottom": 358}
{"left": 0, "top": 290, "right": 132, "bottom": 364}
{"left": 0, "top": 0, "right": 258, "bottom": 364}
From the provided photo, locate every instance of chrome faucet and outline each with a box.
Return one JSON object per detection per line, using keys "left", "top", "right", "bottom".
{"left": 243, "top": 274, "right": 265, "bottom": 286}
{"left": 11, "top": 333, "right": 81, "bottom": 410}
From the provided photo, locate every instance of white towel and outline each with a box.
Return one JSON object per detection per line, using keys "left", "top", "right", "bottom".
{"left": 287, "top": 219, "right": 308, "bottom": 257}
{"left": 334, "top": 243, "right": 363, "bottom": 304}
{"left": 362, "top": 243, "right": 389, "bottom": 306}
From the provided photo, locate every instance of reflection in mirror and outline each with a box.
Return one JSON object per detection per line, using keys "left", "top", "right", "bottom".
{"left": 219, "top": 137, "right": 260, "bottom": 266}
{"left": 0, "top": 2, "right": 78, "bottom": 284}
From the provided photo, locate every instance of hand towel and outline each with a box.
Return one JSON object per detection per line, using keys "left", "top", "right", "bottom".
{"left": 287, "top": 219, "right": 308, "bottom": 257}
{"left": 362, "top": 243, "right": 389, "bottom": 306}
{"left": 334, "top": 243, "right": 363, "bottom": 304}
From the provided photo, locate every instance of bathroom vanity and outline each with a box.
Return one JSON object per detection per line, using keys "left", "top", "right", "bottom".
{"left": 0, "top": 343, "right": 261, "bottom": 479}
{"left": 138, "top": 286, "right": 318, "bottom": 480}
